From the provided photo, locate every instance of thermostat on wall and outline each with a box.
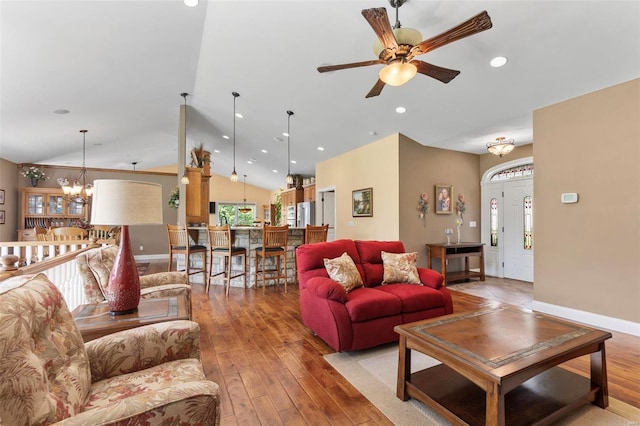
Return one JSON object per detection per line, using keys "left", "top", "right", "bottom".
{"left": 561, "top": 193, "right": 579, "bottom": 203}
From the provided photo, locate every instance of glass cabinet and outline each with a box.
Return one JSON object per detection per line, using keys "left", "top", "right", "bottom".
{"left": 19, "top": 187, "right": 88, "bottom": 240}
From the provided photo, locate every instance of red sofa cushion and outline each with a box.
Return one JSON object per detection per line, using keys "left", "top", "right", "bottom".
{"left": 354, "top": 240, "right": 407, "bottom": 287}
{"left": 297, "top": 239, "right": 363, "bottom": 290}
{"left": 376, "top": 284, "right": 447, "bottom": 313}
{"left": 344, "top": 287, "right": 403, "bottom": 322}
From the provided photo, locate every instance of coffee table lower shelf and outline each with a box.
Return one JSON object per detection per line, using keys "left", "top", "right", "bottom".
{"left": 406, "top": 364, "right": 600, "bottom": 426}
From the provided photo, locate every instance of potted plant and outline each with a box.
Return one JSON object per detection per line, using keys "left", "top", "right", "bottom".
{"left": 168, "top": 186, "right": 180, "bottom": 209}
{"left": 20, "top": 165, "right": 48, "bottom": 187}
{"left": 190, "top": 144, "right": 211, "bottom": 174}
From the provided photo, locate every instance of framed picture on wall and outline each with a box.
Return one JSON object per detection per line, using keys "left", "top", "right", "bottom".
{"left": 435, "top": 184, "right": 453, "bottom": 214}
{"left": 0, "top": 189, "right": 4, "bottom": 205}
{"left": 0, "top": 210, "right": 4, "bottom": 225}
{"left": 352, "top": 187, "right": 373, "bottom": 217}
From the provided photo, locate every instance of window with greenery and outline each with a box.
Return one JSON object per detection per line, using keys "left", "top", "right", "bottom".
{"left": 218, "top": 203, "right": 256, "bottom": 226}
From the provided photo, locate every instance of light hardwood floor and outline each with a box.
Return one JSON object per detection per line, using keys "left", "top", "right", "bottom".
{"left": 145, "top": 262, "right": 640, "bottom": 425}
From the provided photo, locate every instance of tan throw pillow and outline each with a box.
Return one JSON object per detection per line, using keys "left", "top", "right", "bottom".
{"left": 381, "top": 251, "right": 422, "bottom": 285}
{"left": 324, "top": 252, "right": 363, "bottom": 292}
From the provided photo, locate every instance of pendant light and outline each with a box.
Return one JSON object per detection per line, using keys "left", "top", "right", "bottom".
{"left": 180, "top": 93, "right": 190, "bottom": 184}
{"left": 230, "top": 91, "right": 240, "bottom": 182}
{"left": 57, "top": 129, "right": 94, "bottom": 205}
{"left": 285, "top": 110, "right": 294, "bottom": 185}
{"left": 486, "top": 136, "right": 515, "bottom": 157}
{"left": 239, "top": 174, "right": 251, "bottom": 213}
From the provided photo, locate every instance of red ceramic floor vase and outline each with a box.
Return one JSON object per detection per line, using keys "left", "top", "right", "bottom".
{"left": 107, "top": 225, "right": 140, "bottom": 315}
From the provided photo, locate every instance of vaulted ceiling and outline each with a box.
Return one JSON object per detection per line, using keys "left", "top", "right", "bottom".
{"left": 1, "top": 1, "right": 638, "bottom": 190}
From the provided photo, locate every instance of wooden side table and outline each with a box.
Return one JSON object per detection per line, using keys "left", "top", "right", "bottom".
{"left": 72, "top": 296, "right": 189, "bottom": 342}
{"left": 425, "top": 242, "right": 485, "bottom": 285}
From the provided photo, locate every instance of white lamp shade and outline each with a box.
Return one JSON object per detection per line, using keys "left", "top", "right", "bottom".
{"left": 91, "top": 179, "right": 163, "bottom": 225}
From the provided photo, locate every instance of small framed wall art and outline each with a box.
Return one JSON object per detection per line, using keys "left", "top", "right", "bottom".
{"left": 435, "top": 184, "right": 453, "bottom": 214}
{"left": 0, "top": 210, "right": 5, "bottom": 225}
{"left": 352, "top": 187, "right": 373, "bottom": 217}
{"left": 0, "top": 189, "right": 4, "bottom": 205}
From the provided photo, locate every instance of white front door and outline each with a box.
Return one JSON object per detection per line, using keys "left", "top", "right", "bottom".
{"left": 503, "top": 180, "right": 534, "bottom": 282}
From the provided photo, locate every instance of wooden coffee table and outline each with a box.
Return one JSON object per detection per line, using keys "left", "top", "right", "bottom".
{"left": 394, "top": 306, "right": 612, "bottom": 426}
{"left": 72, "top": 296, "right": 190, "bottom": 342}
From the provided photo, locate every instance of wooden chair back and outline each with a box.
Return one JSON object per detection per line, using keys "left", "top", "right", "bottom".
{"left": 166, "top": 224, "right": 190, "bottom": 248}
{"left": 207, "top": 225, "right": 233, "bottom": 251}
{"left": 262, "top": 225, "right": 289, "bottom": 249}
{"left": 34, "top": 226, "right": 50, "bottom": 241}
{"left": 49, "top": 227, "right": 87, "bottom": 241}
{"left": 88, "top": 225, "right": 111, "bottom": 240}
{"left": 305, "top": 224, "right": 329, "bottom": 244}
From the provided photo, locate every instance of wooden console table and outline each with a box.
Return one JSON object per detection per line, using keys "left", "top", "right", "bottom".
{"left": 72, "top": 296, "right": 189, "bottom": 342}
{"left": 425, "top": 242, "right": 485, "bottom": 285}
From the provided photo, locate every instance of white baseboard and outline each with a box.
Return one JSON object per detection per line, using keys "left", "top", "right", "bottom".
{"left": 532, "top": 300, "right": 640, "bottom": 337}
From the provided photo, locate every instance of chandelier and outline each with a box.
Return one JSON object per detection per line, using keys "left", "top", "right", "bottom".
{"left": 57, "top": 129, "right": 93, "bottom": 205}
{"left": 486, "top": 137, "right": 515, "bottom": 158}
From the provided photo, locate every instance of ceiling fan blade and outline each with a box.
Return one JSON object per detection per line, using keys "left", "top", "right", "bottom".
{"left": 411, "top": 60, "right": 460, "bottom": 84}
{"left": 365, "top": 79, "right": 386, "bottom": 98}
{"left": 362, "top": 8, "right": 398, "bottom": 52}
{"left": 317, "top": 59, "right": 385, "bottom": 73}
{"left": 411, "top": 11, "right": 492, "bottom": 57}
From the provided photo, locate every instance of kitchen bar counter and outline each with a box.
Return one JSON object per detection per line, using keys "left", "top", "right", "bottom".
{"left": 186, "top": 226, "right": 305, "bottom": 289}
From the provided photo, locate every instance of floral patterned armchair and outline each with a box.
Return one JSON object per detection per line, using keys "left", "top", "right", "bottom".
{"left": 76, "top": 244, "right": 192, "bottom": 318}
{"left": 0, "top": 273, "right": 220, "bottom": 425}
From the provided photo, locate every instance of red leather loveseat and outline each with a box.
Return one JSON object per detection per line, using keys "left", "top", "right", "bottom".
{"left": 296, "top": 239, "right": 453, "bottom": 352}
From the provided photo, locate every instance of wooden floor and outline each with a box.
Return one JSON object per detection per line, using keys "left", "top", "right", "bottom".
{"left": 146, "top": 263, "right": 640, "bottom": 425}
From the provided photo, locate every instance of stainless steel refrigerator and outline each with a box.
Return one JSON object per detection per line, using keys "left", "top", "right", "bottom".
{"left": 297, "top": 201, "right": 316, "bottom": 228}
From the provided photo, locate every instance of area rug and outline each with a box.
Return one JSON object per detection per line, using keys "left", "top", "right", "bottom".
{"left": 324, "top": 343, "right": 636, "bottom": 425}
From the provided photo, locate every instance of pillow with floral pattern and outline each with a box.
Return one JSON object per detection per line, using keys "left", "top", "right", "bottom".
{"left": 323, "top": 252, "right": 363, "bottom": 292}
{"left": 381, "top": 251, "right": 422, "bottom": 285}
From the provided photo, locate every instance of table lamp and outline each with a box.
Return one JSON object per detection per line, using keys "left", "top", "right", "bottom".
{"left": 91, "top": 180, "right": 163, "bottom": 315}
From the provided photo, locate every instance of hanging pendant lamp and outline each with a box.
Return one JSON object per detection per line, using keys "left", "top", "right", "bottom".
{"left": 285, "top": 110, "right": 294, "bottom": 185}
{"left": 57, "top": 129, "right": 93, "bottom": 205}
{"left": 230, "top": 92, "right": 240, "bottom": 182}
{"left": 239, "top": 174, "right": 251, "bottom": 213}
{"left": 180, "top": 93, "right": 190, "bottom": 184}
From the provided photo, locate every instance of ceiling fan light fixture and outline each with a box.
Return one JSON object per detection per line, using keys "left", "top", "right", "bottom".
{"left": 373, "top": 27, "right": 422, "bottom": 56}
{"left": 379, "top": 60, "right": 417, "bottom": 86}
{"left": 487, "top": 137, "right": 515, "bottom": 157}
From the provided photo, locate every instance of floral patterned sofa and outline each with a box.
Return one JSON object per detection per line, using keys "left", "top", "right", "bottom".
{"left": 0, "top": 273, "right": 220, "bottom": 425}
{"left": 296, "top": 239, "right": 453, "bottom": 352}
{"left": 76, "top": 244, "right": 192, "bottom": 318}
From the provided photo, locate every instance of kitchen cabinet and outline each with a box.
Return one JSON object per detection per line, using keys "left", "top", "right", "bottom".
{"left": 185, "top": 166, "right": 211, "bottom": 225}
{"left": 303, "top": 184, "right": 316, "bottom": 202}
{"left": 279, "top": 188, "right": 303, "bottom": 225}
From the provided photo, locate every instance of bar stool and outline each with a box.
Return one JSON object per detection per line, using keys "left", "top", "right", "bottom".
{"left": 294, "top": 224, "right": 329, "bottom": 282}
{"left": 254, "top": 225, "right": 289, "bottom": 292}
{"left": 206, "top": 224, "right": 247, "bottom": 295}
{"left": 166, "top": 224, "right": 207, "bottom": 284}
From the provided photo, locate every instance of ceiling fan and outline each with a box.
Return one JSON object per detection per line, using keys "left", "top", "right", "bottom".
{"left": 317, "top": 0, "right": 492, "bottom": 98}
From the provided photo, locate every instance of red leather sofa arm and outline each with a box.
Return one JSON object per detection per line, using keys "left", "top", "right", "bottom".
{"left": 305, "top": 277, "right": 348, "bottom": 303}
{"left": 418, "top": 267, "right": 444, "bottom": 289}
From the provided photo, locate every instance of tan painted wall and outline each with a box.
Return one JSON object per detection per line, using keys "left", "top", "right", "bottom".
{"left": 398, "top": 135, "right": 481, "bottom": 267}
{"left": 0, "top": 158, "right": 19, "bottom": 242}
{"left": 533, "top": 78, "right": 640, "bottom": 323}
{"left": 316, "top": 133, "right": 482, "bottom": 268}
{"left": 316, "top": 134, "right": 400, "bottom": 242}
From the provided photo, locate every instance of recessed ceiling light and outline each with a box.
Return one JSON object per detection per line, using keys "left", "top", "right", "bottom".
{"left": 282, "top": 132, "right": 289, "bottom": 137}
{"left": 247, "top": 160, "right": 253, "bottom": 164}
{"left": 183, "top": 0, "right": 198, "bottom": 7}
{"left": 214, "top": 149, "right": 220, "bottom": 153}
{"left": 369, "top": 131, "right": 377, "bottom": 136}
{"left": 317, "top": 147, "right": 325, "bottom": 151}
{"left": 261, "top": 149, "right": 268, "bottom": 153}
{"left": 235, "top": 113, "right": 243, "bottom": 119}
{"left": 291, "top": 160, "right": 296, "bottom": 164}
{"left": 222, "top": 135, "right": 229, "bottom": 140}
{"left": 395, "top": 106, "right": 406, "bottom": 114}
{"left": 490, "top": 56, "right": 508, "bottom": 67}
{"left": 272, "top": 169, "right": 278, "bottom": 173}
{"left": 53, "top": 109, "right": 69, "bottom": 114}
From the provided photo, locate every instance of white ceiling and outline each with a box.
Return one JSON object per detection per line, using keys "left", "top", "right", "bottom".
{"left": 1, "top": 0, "right": 639, "bottom": 190}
